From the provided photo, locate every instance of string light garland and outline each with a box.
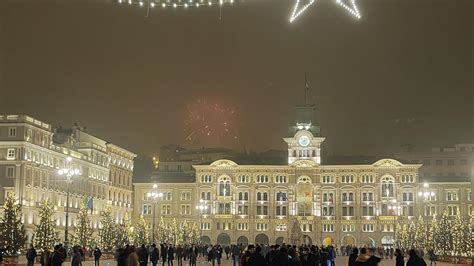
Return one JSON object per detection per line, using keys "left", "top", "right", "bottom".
{"left": 290, "top": 0, "right": 361, "bottom": 23}
{"left": 115, "top": 0, "right": 235, "bottom": 9}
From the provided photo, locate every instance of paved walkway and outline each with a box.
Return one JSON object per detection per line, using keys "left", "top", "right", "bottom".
{"left": 6, "top": 256, "right": 462, "bottom": 266}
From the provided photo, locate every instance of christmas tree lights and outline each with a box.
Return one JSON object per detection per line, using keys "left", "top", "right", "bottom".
{"left": 71, "top": 204, "right": 93, "bottom": 248}
{"left": 290, "top": 0, "right": 361, "bottom": 23}
{"left": 134, "top": 215, "right": 150, "bottom": 245}
{"left": 98, "top": 207, "right": 115, "bottom": 252}
{"left": 33, "top": 200, "right": 59, "bottom": 251}
{"left": 0, "top": 193, "right": 25, "bottom": 254}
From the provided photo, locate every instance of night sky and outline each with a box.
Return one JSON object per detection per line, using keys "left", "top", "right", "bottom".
{"left": 0, "top": 0, "right": 472, "bottom": 166}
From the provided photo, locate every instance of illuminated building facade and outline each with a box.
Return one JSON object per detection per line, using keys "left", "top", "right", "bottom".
{"left": 0, "top": 115, "right": 136, "bottom": 242}
{"left": 134, "top": 107, "right": 472, "bottom": 247}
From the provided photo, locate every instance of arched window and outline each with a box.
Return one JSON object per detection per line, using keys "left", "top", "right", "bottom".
{"left": 218, "top": 176, "right": 231, "bottom": 196}
{"left": 381, "top": 176, "right": 395, "bottom": 197}
{"left": 297, "top": 176, "right": 312, "bottom": 184}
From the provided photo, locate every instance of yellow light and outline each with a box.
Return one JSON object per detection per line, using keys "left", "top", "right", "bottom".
{"left": 150, "top": 2, "right": 155, "bottom": 7}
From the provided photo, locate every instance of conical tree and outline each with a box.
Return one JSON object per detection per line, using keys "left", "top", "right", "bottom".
{"left": 99, "top": 207, "right": 116, "bottom": 252}
{"left": 289, "top": 219, "right": 302, "bottom": 246}
{"left": 134, "top": 215, "right": 149, "bottom": 245}
{"left": 396, "top": 221, "right": 409, "bottom": 252}
{"left": 170, "top": 218, "right": 181, "bottom": 245}
{"left": 158, "top": 217, "right": 168, "bottom": 244}
{"left": 435, "top": 210, "right": 452, "bottom": 258}
{"left": 181, "top": 220, "right": 190, "bottom": 244}
{"left": 189, "top": 222, "right": 200, "bottom": 244}
{"left": 413, "top": 216, "right": 426, "bottom": 250}
{"left": 452, "top": 214, "right": 471, "bottom": 258}
{"left": 426, "top": 215, "right": 438, "bottom": 253}
{"left": 123, "top": 212, "right": 134, "bottom": 244}
{"left": 72, "top": 203, "right": 93, "bottom": 248}
{"left": 33, "top": 200, "right": 58, "bottom": 251}
{"left": 0, "top": 192, "right": 25, "bottom": 254}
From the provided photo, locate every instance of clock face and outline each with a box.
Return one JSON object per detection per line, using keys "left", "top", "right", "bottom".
{"left": 298, "top": 135, "right": 310, "bottom": 147}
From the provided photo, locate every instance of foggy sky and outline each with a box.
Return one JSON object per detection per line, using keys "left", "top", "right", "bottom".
{"left": 0, "top": 0, "right": 472, "bottom": 161}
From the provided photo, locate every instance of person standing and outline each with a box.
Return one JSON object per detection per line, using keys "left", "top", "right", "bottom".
{"left": 50, "top": 245, "right": 65, "bottom": 266}
{"left": 176, "top": 245, "right": 183, "bottom": 266}
{"left": 26, "top": 245, "right": 37, "bottom": 266}
{"left": 128, "top": 246, "right": 140, "bottom": 266}
{"left": 406, "top": 249, "right": 426, "bottom": 266}
{"left": 160, "top": 244, "right": 167, "bottom": 266}
{"left": 189, "top": 245, "right": 198, "bottom": 266}
{"left": 41, "top": 248, "right": 51, "bottom": 266}
{"left": 93, "top": 247, "right": 102, "bottom": 266}
{"left": 231, "top": 245, "right": 240, "bottom": 266}
{"left": 167, "top": 245, "right": 175, "bottom": 266}
{"left": 72, "top": 246, "right": 83, "bottom": 266}
{"left": 224, "top": 246, "right": 230, "bottom": 260}
{"left": 348, "top": 247, "right": 358, "bottom": 266}
{"left": 150, "top": 244, "right": 159, "bottom": 266}
{"left": 138, "top": 245, "right": 149, "bottom": 266}
{"left": 428, "top": 250, "right": 437, "bottom": 266}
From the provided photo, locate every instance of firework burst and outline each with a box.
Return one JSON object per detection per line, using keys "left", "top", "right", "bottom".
{"left": 184, "top": 99, "right": 239, "bottom": 144}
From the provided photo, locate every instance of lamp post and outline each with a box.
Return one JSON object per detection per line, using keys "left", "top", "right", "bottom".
{"left": 147, "top": 184, "right": 163, "bottom": 244}
{"left": 196, "top": 199, "right": 208, "bottom": 244}
{"left": 57, "top": 156, "right": 80, "bottom": 249}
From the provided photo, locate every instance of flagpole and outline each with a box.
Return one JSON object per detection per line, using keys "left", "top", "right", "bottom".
{"left": 304, "top": 73, "right": 307, "bottom": 105}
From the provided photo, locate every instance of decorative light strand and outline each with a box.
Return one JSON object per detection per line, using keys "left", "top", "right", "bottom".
{"left": 115, "top": 0, "right": 235, "bottom": 9}
{"left": 290, "top": 0, "right": 361, "bottom": 23}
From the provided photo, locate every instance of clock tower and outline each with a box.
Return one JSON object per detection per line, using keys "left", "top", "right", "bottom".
{"left": 284, "top": 104, "right": 325, "bottom": 165}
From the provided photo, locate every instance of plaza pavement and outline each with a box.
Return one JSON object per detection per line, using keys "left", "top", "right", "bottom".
{"left": 9, "top": 256, "right": 459, "bottom": 266}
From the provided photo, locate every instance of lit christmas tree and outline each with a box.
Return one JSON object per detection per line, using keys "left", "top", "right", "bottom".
{"left": 33, "top": 200, "right": 59, "bottom": 251}
{"left": 413, "top": 216, "right": 426, "bottom": 250}
{"left": 452, "top": 214, "right": 472, "bottom": 258}
{"left": 181, "top": 220, "right": 189, "bottom": 244}
{"left": 189, "top": 222, "right": 200, "bottom": 244}
{"left": 289, "top": 219, "right": 302, "bottom": 246}
{"left": 426, "top": 215, "right": 438, "bottom": 253}
{"left": 0, "top": 193, "right": 25, "bottom": 254}
{"left": 435, "top": 210, "right": 452, "bottom": 258}
{"left": 157, "top": 217, "right": 168, "bottom": 244}
{"left": 170, "top": 218, "right": 182, "bottom": 245}
{"left": 71, "top": 203, "right": 93, "bottom": 248}
{"left": 396, "top": 219, "right": 409, "bottom": 252}
{"left": 98, "top": 207, "right": 115, "bottom": 252}
{"left": 134, "top": 215, "right": 149, "bottom": 245}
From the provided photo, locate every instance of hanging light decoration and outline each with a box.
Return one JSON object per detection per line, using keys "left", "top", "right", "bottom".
{"left": 290, "top": 0, "right": 361, "bottom": 23}
{"left": 114, "top": 0, "right": 235, "bottom": 9}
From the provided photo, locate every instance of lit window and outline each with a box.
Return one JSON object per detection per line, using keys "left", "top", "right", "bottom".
{"left": 447, "top": 205, "right": 458, "bottom": 216}
{"left": 322, "top": 175, "right": 334, "bottom": 183}
{"left": 275, "top": 175, "right": 287, "bottom": 183}
{"left": 142, "top": 204, "right": 152, "bottom": 215}
{"left": 180, "top": 205, "right": 191, "bottom": 215}
{"left": 276, "top": 223, "right": 287, "bottom": 231}
{"left": 201, "top": 174, "right": 212, "bottom": 183}
{"left": 446, "top": 191, "right": 458, "bottom": 201}
{"left": 301, "top": 224, "right": 312, "bottom": 232}
{"left": 323, "top": 224, "right": 334, "bottom": 232}
{"left": 6, "top": 149, "right": 16, "bottom": 160}
{"left": 8, "top": 127, "right": 16, "bottom": 137}
{"left": 161, "top": 204, "right": 171, "bottom": 215}
{"left": 342, "top": 224, "right": 355, "bottom": 232}
{"left": 256, "top": 174, "right": 269, "bottom": 183}
{"left": 256, "top": 223, "right": 268, "bottom": 231}
{"left": 362, "top": 224, "right": 374, "bottom": 232}
{"left": 238, "top": 175, "right": 249, "bottom": 183}
{"left": 401, "top": 175, "right": 414, "bottom": 183}
{"left": 341, "top": 174, "right": 354, "bottom": 183}
{"left": 361, "top": 174, "right": 374, "bottom": 183}
{"left": 276, "top": 206, "right": 287, "bottom": 216}
{"left": 6, "top": 167, "right": 14, "bottom": 178}
{"left": 342, "top": 206, "right": 354, "bottom": 217}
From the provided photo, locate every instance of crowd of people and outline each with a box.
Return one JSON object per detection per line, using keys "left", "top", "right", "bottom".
{"left": 0, "top": 242, "right": 436, "bottom": 266}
